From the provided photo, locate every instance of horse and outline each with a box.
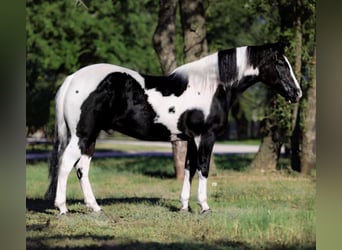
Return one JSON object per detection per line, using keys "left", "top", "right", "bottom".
{"left": 45, "top": 42, "right": 302, "bottom": 215}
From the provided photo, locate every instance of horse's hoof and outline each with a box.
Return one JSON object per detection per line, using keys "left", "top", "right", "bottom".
{"left": 88, "top": 206, "right": 102, "bottom": 213}
{"left": 200, "top": 208, "right": 212, "bottom": 215}
{"left": 179, "top": 208, "right": 189, "bottom": 213}
{"left": 57, "top": 211, "right": 68, "bottom": 217}
{"left": 92, "top": 208, "right": 102, "bottom": 214}
{"left": 179, "top": 207, "right": 192, "bottom": 213}
{"left": 86, "top": 203, "right": 101, "bottom": 213}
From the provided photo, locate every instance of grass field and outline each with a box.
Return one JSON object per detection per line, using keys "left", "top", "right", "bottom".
{"left": 26, "top": 155, "right": 316, "bottom": 250}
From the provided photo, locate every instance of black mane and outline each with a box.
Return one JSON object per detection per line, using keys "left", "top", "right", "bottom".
{"left": 217, "top": 43, "right": 285, "bottom": 85}
{"left": 247, "top": 42, "right": 285, "bottom": 68}
{"left": 217, "top": 48, "right": 237, "bottom": 84}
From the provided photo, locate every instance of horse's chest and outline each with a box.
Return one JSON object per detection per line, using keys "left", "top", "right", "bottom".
{"left": 145, "top": 86, "right": 216, "bottom": 134}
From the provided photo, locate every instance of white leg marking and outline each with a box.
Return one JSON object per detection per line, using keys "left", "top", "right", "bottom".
{"left": 55, "top": 137, "right": 80, "bottom": 214}
{"left": 77, "top": 155, "right": 101, "bottom": 212}
{"left": 180, "top": 169, "right": 191, "bottom": 211}
{"left": 197, "top": 170, "right": 210, "bottom": 212}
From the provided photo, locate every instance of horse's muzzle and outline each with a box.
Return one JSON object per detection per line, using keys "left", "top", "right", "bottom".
{"left": 287, "top": 89, "right": 302, "bottom": 104}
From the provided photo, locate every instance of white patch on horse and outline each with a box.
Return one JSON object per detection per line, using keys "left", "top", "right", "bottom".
{"left": 174, "top": 52, "right": 219, "bottom": 94}
{"left": 146, "top": 53, "right": 220, "bottom": 134}
{"left": 284, "top": 56, "right": 302, "bottom": 98}
{"left": 194, "top": 136, "right": 201, "bottom": 149}
{"left": 77, "top": 155, "right": 101, "bottom": 212}
{"left": 55, "top": 75, "right": 73, "bottom": 149}
{"left": 197, "top": 170, "right": 210, "bottom": 212}
{"left": 236, "top": 46, "right": 259, "bottom": 80}
{"left": 180, "top": 169, "right": 191, "bottom": 211}
{"left": 54, "top": 136, "right": 81, "bottom": 214}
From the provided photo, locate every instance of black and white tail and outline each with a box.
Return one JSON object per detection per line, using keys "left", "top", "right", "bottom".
{"left": 44, "top": 75, "right": 73, "bottom": 201}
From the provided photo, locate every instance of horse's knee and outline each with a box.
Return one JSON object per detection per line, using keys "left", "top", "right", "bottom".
{"left": 199, "top": 165, "right": 209, "bottom": 178}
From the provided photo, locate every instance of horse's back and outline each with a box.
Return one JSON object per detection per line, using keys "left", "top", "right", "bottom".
{"left": 67, "top": 63, "right": 144, "bottom": 96}
{"left": 58, "top": 64, "right": 144, "bottom": 134}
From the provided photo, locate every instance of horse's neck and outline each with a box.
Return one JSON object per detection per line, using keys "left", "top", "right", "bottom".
{"left": 233, "top": 75, "right": 260, "bottom": 93}
{"left": 224, "top": 74, "right": 259, "bottom": 109}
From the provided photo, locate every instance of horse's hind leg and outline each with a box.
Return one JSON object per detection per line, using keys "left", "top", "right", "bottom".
{"left": 55, "top": 136, "right": 81, "bottom": 214}
{"left": 75, "top": 146, "right": 101, "bottom": 212}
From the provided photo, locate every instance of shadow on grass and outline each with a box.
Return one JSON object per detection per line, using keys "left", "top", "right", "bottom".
{"left": 92, "top": 156, "right": 176, "bottom": 179}
{"left": 213, "top": 154, "right": 254, "bottom": 171}
{"left": 27, "top": 235, "right": 316, "bottom": 250}
{"left": 90, "top": 154, "right": 255, "bottom": 180}
{"left": 26, "top": 196, "right": 180, "bottom": 214}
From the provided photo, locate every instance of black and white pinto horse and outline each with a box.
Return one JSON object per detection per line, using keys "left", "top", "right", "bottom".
{"left": 45, "top": 43, "right": 302, "bottom": 215}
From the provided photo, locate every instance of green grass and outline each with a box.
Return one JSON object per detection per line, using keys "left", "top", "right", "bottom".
{"left": 26, "top": 156, "right": 315, "bottom": 249}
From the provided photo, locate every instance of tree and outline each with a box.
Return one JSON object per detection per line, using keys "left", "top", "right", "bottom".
{"left": 290, "top": 0, "right": 316, "bottom": 174}
{"left": 248, "top": 1, "right": 292, "bottom": 172}
{"left": 176, "top": 0, "right": 210, "bottom": 179}
{"left": 153, "top": 0, "right": 213, "bottom": 180}
{"left": 250, "top": 90, "right": 290, "bottom": 171}
{"left": 153, "top": 0, "right": 185, "bottom": 180}
{"left": 299, "top": 45, "right": 316, "bottom": 174}
{"left": 27, "top": 1, "right": 160, "bottom": 135}
{"left": 249, "top": 0, "right": 316, "bottom": 173}
{"left": 153, "top": 0, "right": 178, "bottom": 75}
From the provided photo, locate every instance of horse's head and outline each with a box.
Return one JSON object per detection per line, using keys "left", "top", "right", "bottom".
{"left": 258, "top": 43, "right": 302, "bottom": 103}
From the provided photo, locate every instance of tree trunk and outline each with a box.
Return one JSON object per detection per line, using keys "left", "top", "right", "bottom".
{"left": 179, "top": 0, "right": 208, "bottom": 62}
{"left": 153, "top": 0, "right": 184, "bottom": 179}
{"left": 153, "top": 0, "right": 178, "bottom": 75}
{"left": 300, "top": 46, "right": 316, "bottom": 174}
{"left": 250, "top": 94, "right": 282, "bottom": 172}
{"left": 177, "top": 0, "right": 216, "bottom": 177}
{"left": 290, "top": 5, "right": 303, "bottom": 172}
{"left": 153, "top": 0, "right": 215, "bottom": 179}
{"left": 171, "top": 140, "right": 188, "bottom": 180}
{"left": 231, "top": 100, "right": 249, "bottom": 139}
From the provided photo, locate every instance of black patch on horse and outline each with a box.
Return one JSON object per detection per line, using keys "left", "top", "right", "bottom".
{"left": 247, "top": 43, "right": 281, "bottom": 68}
{"left": 143, "top": 72, "right": 188, "bottom": 96}
{"left": 168, "top": 106, "right": 176, "bottom": 113}
{"left": 76, "top": 72, "right": 171, "bottom": 155}
{"left": 218, "top": 48, "right": 238, "bottom": 84}
{"left": 205, "top": 85, "right": 230, "bottom": 136}
{"left": 177, "top": 109, "right": 205, "bottom": 137}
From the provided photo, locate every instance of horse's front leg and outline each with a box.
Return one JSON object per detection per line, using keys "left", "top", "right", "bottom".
{"left": 180, "top": 139, "right": 197, "bottom": 211}
{"left": 196, "top": 132, "right": 215, "bottom": 214}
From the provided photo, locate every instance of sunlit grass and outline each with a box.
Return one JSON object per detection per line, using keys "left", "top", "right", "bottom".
{"left": 26, "top": 156, "right": 315, "bottom": 249}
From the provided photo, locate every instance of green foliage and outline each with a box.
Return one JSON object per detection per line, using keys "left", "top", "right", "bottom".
{"left": 245, "top": 0, "right": 315, "bottom": 146}
{"left": 206, "top": 0, "right": 278, "bottom": 50}
{"left": 27, "top": 0, "right": 315, "bottom": 142}
{"left": 27, "top": 0, "right": 160, "bottom": 132}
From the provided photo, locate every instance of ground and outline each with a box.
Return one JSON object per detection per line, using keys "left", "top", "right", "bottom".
{"left": 26, "top": 154, "right": 316, "bottom": 250}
